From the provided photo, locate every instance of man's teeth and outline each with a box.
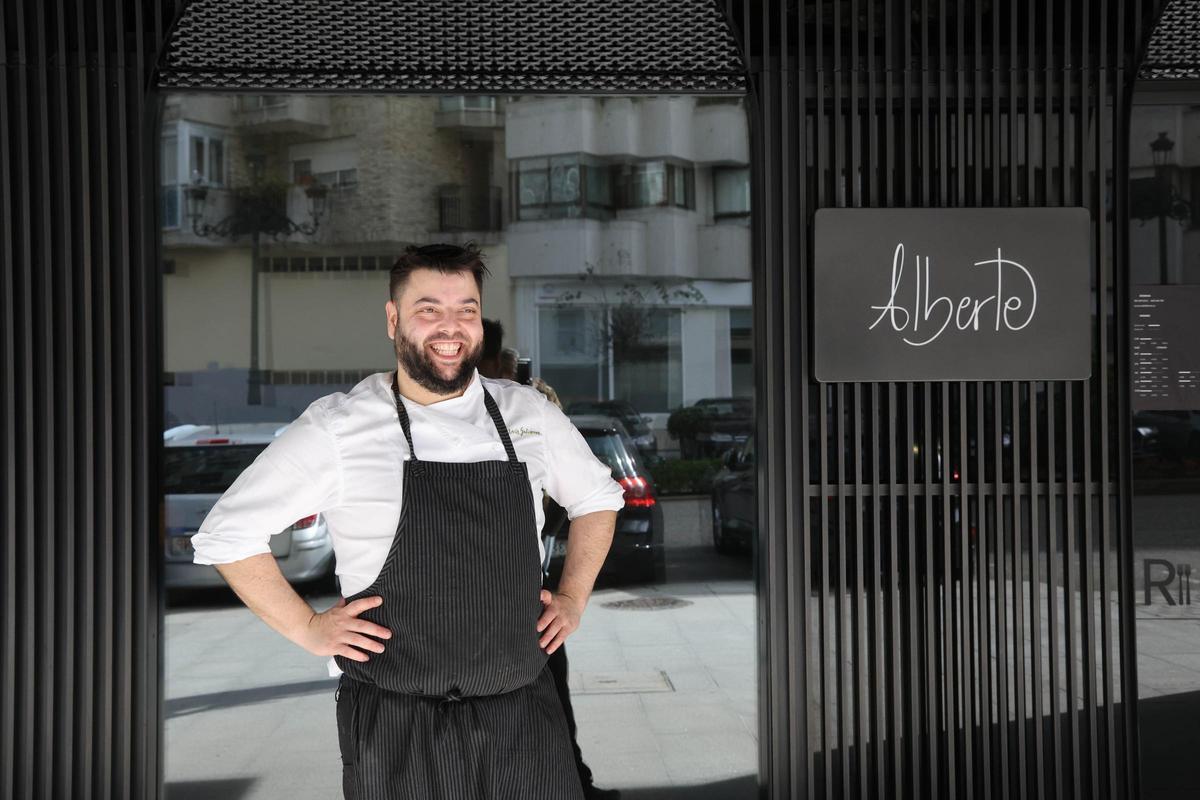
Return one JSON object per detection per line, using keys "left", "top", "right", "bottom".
{"left": 431, "top": 343, "right": 461, "bottom": 355}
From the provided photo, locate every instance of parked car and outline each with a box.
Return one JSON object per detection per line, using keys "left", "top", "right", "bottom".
{"left": 708, "top": 433, "right": 973, "bottom": 590}
{"left": 162, "top": 423, "right": 336, "bottom": 590}
{"left": 675, "top": 396, "right": 754, "bottom": 458}
{"left": 548, "top": 415, "right": 666, "bottom": 585}
{"left": 711, "top": 436, "right": 756, "bottom": 554}
{"left": 565, "top": 399, "right": 657, "bottom": 457}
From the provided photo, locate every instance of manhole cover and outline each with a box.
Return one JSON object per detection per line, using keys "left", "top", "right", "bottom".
{"left": 600, "top": 596, "right": 692, "bottom": 611}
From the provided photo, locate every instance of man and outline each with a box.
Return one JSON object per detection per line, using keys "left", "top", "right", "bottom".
{"left": 478, "top": 318, "right": 519, "bottom": 382}
{"left": 477, "top": 317, "right": 507, "bottom": 379}
{"left": 191, "top": 243, "right": 623, "bottom": 799}
{"left": 477, "top": 321, "right": 620, "bottom": 800}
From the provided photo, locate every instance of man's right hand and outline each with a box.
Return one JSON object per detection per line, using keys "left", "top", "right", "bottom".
{"left": 299, "top": 596, "right": 392, "bottom": 662}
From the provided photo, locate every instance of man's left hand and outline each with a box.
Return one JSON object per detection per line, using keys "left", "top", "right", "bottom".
{"left": 536, "top": 589, "right": 584, "bottom": 655}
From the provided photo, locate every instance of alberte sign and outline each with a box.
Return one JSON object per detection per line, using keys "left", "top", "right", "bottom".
{"left": 813, "top": 207, "right": 1092, "bottom": 382}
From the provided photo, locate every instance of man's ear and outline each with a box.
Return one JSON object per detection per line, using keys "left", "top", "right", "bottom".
{"left": 385, "top": 299, "right": 398, "bottom": 338}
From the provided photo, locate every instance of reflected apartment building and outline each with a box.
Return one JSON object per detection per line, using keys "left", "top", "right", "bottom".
{"left": 161, "top": 93, "right": 752, "bottom": 434}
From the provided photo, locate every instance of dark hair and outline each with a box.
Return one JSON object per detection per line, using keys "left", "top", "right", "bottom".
{"left": 389, "top": 242, "right": 490, "bottom": 301}
{"left": 481, "top": 318, "right": 505, "bottom": 360}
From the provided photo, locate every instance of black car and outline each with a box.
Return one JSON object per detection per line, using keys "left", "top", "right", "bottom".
{"left": 547, "top": 415, "right": 665, "bottom": 585}
{"left": 710, "top": 431, "right": 976, "bottom": 588}
{"left": 565, "top": 399, "right": 657, "bottom": 457}
{"left": 710, "top": 436, "right": 756, "bottom": 554}
{"left": 686, "top": 396, "right": 755, "bottom": 458}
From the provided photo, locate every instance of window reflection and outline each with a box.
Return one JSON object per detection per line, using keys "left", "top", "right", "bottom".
{"left": 1130, "top": 92, "right": 1200, "bottom": 800}
{"left": 162, "top": 92, "right": 756, "bottom": 798}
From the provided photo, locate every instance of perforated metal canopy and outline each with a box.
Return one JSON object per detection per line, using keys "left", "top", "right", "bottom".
{"left": 159, "top": 0, "right": 746, "bottom": 93}
{"left": 1139, "top": 0, "right": 1200, "bottom": 80}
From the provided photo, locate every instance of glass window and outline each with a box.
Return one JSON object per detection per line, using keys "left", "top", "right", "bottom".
{"left": 586, "top": 161, "right": 612, "bottom": 208}
{"left": 624, "top": 160, "right": 666, "bottom": 206}
{"left": 515, "top": 155, "right": 611, "bottom": 220}
{"left": 537, "top": 306, "right": 607, "bottom": 401}
{"left": 162, "top": 93, "right": 755, "bottom": 799}
{"left": 517, "top": 159, "right": 549, "bottom": 211}
{"left": 208, "top": 139, "right": 225, "bottom": 186}
{"left": 1129, "top": 90, "right": 1200, "bottom": 800}
{"left": 164, "top": 444, "right": 267, "bottom": 494}
{"left": 612, "top": 307, "right": 682, "bottom": 413}
{"left": 730, "top": 307, "right": 753, "bottom": 395}
{"left": 549, "top": 156, "right": 580, "bottom": 204}
{"left": 161, "top": 133, "right": 179, "bottom": 229}
{"left": 714, "top": 166, "right": 751, "bottom": 217}
{"left": 189, "top": 135, "right": 205, "bottom": 183}
{"left": 613, "top": 160, "right": 695, "bottom": 210}
{"left": 671, "top": 163, "right": 695, "bottom": 209}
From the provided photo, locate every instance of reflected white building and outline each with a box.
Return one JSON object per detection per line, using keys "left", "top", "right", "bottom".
{"left": 160, "top": 93, "right": 752, "bottom": 425}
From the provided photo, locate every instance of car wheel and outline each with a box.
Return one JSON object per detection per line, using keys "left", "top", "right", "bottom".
{"left": 711, "top": 496, "right": 733, "bottom": 555}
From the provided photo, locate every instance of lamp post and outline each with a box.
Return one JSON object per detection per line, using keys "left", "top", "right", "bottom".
{"left": 1150, "top": 131, "right": 1176, "bottom": 285}
{"left": 184, "top": 154, "right": 328, "bottom": 405}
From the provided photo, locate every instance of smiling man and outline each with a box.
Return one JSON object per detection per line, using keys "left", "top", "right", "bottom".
{"left": 190, "top": 242, "right": 623, "bottom": 799}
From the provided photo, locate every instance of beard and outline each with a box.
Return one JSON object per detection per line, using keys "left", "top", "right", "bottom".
{"left": 394, "top": 330, "right": 482, "bottom": 395}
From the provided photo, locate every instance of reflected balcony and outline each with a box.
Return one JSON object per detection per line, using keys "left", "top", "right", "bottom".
{"left": 438, "top": 185, "right": 503, "bottom": 234}
{"left": 233, "top": 95, "right": 330, "bottom": 137}
{"left": 435, "top": 95, "right": 503, "bottom": 129}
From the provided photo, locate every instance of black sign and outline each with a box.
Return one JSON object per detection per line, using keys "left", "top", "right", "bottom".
{"left": 813, "top": 208, "right": 1092, "bottom": 382}
{"left": 1132, "top": 286, "right": 1200, "bottom": 411}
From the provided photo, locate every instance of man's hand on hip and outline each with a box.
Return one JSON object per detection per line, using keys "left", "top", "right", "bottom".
{"left": 300, "top": 596, "right": 393, "bottom": 662}
{"left": 537, "top": 590, "right": 584, "bottom": 655}
{"left": 215, "top": 553, "right": 392, "bottom": 661}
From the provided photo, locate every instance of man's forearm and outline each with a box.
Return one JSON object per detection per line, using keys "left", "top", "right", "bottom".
{"left": 556, "top": 509, "right": 617, "bottom": 607}
{"left": 215, "top": 553, "right": 317, "bottom": 646}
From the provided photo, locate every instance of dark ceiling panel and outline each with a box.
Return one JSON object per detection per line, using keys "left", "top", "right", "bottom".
{"left": 159, "top": 0, "right": 747, "bottom": 93}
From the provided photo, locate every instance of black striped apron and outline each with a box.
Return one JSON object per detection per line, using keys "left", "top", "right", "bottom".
{"left": 333, "top": 373, "right": 584, "bottom": 800}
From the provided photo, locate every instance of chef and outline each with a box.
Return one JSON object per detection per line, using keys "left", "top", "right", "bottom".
{"left": 191, "top": 242, "right": 624, "bottom": 799}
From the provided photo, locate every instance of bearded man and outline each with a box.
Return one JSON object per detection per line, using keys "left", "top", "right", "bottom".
{"left": 191, "top": 242, "right": 623, "bottom": 799}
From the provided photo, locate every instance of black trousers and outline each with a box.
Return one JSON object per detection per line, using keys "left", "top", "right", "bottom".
{"left": 546, "top": 644, "right": 594, "bottom": 788}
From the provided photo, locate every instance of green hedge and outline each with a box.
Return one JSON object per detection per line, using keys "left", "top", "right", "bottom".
{"left": 646, "top": 457, "right": 722, "bottom": 496}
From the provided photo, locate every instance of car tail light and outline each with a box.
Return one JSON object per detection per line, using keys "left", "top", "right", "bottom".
{"left": 293, "top": 514, "right": 318, "bottom": 530}
{"left": 195, "top": 437, "right": 230, "bottom": 445}
{"left": 619, "top": 476, "right": 656, "bottom": 508}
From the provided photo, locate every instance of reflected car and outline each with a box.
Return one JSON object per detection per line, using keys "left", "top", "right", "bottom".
{"left": 162, "top": 423, "right": 336, "bottom": 590}
{"left": 711, "top": 436, "right": 756, "bottom": 554}
{"left": 693, "top": 396, "right": 754, "bottom": 456}
{"left": 548, "top": 415, "right": 665, "bottom": 585}
{"left": 565, "top": 399, "right": 657, "bottom": 457}
{"left": 710, "top": 434, "right": 974, "bottom": 589}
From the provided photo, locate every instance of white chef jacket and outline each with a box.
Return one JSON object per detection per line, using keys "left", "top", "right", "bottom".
{"left": 192, "top": 368, "right": 626, "bottom": 595}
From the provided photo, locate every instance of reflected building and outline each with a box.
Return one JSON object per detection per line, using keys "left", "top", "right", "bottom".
{"left": 503, "top": 96, "right": 753, "bottom": 425}
{"left": 161, "top": 93, "right": 751, "bottom": 441}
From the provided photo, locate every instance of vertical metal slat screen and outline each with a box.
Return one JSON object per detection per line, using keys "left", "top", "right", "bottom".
{"left": 740, "top": 0, "right": 1170, "bottom": 798}
{"left": 0, "top": 2, "right": 177, "bottom": 798}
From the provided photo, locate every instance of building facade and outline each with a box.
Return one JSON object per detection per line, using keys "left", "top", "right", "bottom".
{"left": 1, "top": 1, "right": 1193, "bottom": 798}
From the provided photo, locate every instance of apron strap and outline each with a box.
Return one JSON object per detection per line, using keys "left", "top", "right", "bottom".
{"left": 392, "top": 372, "right": 521, "bottom": 469}
{"left": 390, "top": 371, "right": 422, "bottom": 474}
{"left": 482, "top": 388, "right": 521, "bottom": 466}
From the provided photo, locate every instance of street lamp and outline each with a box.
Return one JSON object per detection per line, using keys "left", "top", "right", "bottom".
{"left": 1148, "top": 131, "right": 1188, "bottom": 285}
{"left": 184, "top": 154, "right": 328, "bottom": 405}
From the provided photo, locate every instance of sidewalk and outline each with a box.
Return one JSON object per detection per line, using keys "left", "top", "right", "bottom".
{"left": 164, "top": 548, "right": 758, "bottom": 799}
